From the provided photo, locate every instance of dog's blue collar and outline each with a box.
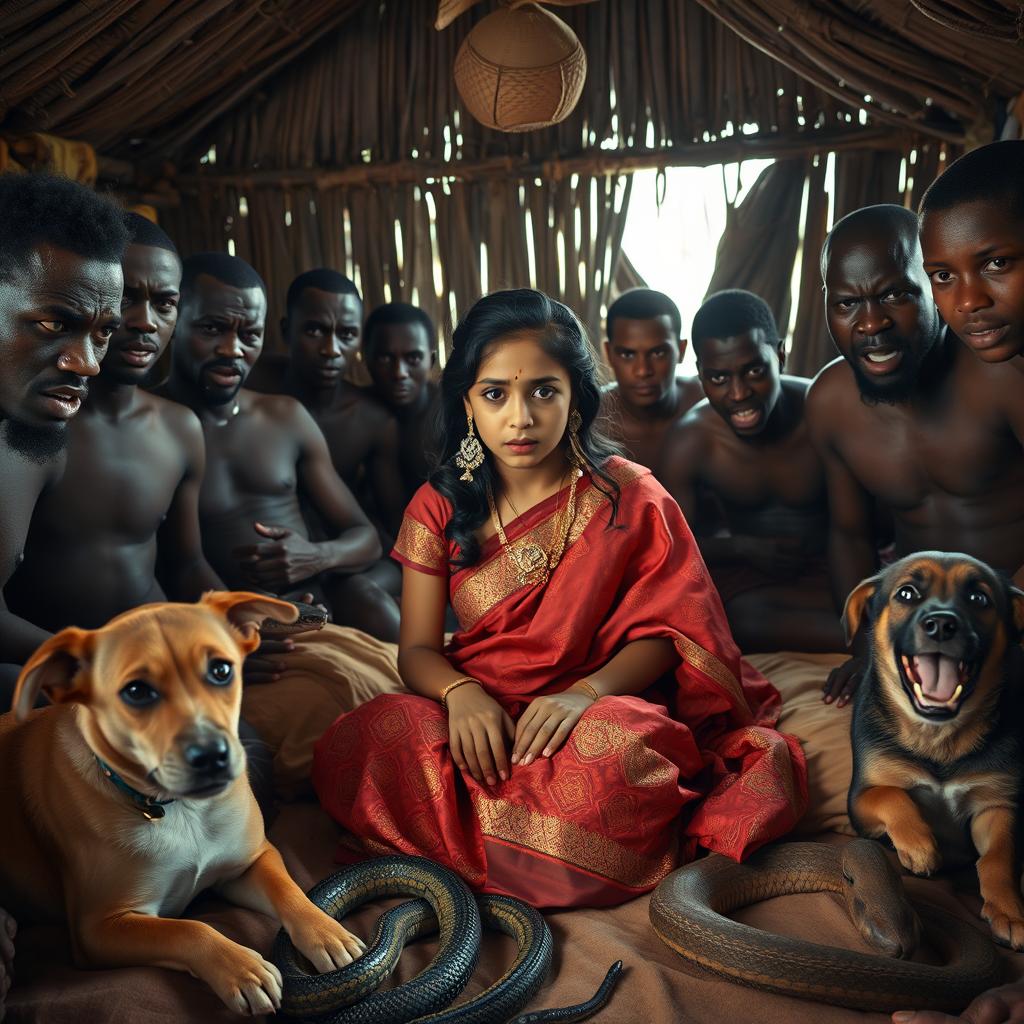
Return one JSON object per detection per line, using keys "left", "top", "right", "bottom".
{"left": 95, "top": 756, "right": 174, "bottom": 820}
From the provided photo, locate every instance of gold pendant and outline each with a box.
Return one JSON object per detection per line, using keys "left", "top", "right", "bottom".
{"left": 512, "top": 542, "right": 550, "bottom": 585}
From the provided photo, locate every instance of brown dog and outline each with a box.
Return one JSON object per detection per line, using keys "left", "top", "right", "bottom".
{"left": 0, "top": 592, "right": 365, "bottom": 1015}
{"left": 845, "top": 552, "right": 1024, "bottom": 950}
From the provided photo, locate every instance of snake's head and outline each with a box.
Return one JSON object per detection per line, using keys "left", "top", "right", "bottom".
{"left": 841, "top": 840, "right": 922, "bottom": 960}
{"left": 259, "top": 600, "right": 328, "bottom": 639}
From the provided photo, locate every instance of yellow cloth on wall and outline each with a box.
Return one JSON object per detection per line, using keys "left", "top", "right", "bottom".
{"left": 6, "top": 132, "right": 97, "bottom": 184}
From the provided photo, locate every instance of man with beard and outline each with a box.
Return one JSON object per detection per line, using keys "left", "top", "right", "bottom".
{"left": 160, "top": 253, "right": 399, "bottom": 640}
{"left": 661, "top": 290, "right": 841, "bottom": 653}
{"left": 362, "top": 301, "right": 439, "bottom": 499}
{"left": 0, "top": 175, "right": 127, "bottom": 674}
{"left": 0, "top": 172, "right": 128, "bottom": 1014}
{"left": 807, "top": 204, "right": 1024, "bottom": 704}
{"left": 6, "top": 214, "right": 225, "bottom": 633}
{"left": 600, "top": 288, "right": 704, "bottom": 471}
{"left": 249, "top": 269, "right": 406, "bottom": 538}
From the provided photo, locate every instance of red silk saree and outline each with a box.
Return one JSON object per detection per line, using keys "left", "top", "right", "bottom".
{"left": 312, "top": 458, "right": 807, "bottom": 908}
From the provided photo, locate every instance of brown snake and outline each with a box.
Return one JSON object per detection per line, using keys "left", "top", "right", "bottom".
{"left": 650, "top": 840, "right": 1004, "bottom": 1013}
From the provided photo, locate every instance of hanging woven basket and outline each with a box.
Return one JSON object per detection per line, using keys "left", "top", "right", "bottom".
{"left": 453, "top": 2, "right": 588, "bottom": 132}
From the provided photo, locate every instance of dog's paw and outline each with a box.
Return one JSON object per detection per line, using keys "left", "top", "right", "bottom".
{"left": 891, "top": 832, "right": 941, "bottom": 876}
{"left": 982, "top": 898, "right": 1024, "bottom": 951}
{"left": 202, "top": 942, "right": 283, "bottom": 1016}
{"left": 289, "top": 911, "right": 366, "bottom": 973}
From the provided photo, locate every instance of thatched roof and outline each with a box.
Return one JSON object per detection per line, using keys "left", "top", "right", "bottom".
{"left": 1, "top": 0, "right": 1020, "bottom": 182}
{"left": 0, "top": 1, "right": 365, "bottom": 158}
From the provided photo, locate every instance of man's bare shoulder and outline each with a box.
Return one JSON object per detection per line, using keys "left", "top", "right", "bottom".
{"left": 954, "top": 341, "right": 1024, "bottom": 399}
{"left": 665, "top": 398, "right": 717, "bottom": 449}
{"left": 781, "top": 373, "right": 812, "bottom": 395}
{"left": 245, "top": 389, "right": 306, "bottom": 423}
{"left": 779, "top": 374, "right": 812, "bottom": 412}
{"left": 806, "top": 358, "right": 857, "bottom": 414}
{"left": 675, "top": 375, "right": 705, "bottom": 415}
{"left": 140, "top": 390, "right": 204, "bottom": 444}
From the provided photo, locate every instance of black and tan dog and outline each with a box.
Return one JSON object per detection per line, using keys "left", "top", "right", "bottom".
{"left": 844, "top": 551, "right": 1024, "bottom": 950}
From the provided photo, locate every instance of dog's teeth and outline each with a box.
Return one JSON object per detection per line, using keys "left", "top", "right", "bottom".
{"left": 947, "top": 684, "right": 963, "bottom": 706}
{"left": 913, "top": 681, "right": 924, "bottom": 703}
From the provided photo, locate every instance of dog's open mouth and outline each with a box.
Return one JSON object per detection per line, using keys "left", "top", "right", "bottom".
{"left": 897, "top": 650, "right": 977, "bottom": 719}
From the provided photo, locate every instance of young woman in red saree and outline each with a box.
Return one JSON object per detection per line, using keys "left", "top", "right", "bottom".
{"left": 312, "top": 289, "right": 807, "bottom": 908}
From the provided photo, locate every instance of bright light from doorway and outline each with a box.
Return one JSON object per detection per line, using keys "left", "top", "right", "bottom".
{"left": 619, "top": 160, "right": 774, "bottom": 374}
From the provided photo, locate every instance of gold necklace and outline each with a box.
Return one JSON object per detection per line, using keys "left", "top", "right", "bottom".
{"left": 487, "top": 468, "right": 581, "bottom": 588}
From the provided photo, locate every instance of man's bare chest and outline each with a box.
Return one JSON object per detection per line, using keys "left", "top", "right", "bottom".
{"left": 200, "top": 423, "right": 298, "bottom": 510}
{"left": 56, "top": 427, "right": 184, "bottom": 534}
{"left": 839, "top": 411, "right": 1019, "bottom": 507}
{"left": 1, "top": 455, "right": 48, "bottom": 577}
{"left": 317, "top": 407, "right": 374, "bottom": 480}
{"left": 707, "top": 443, "right": 824, "bottom": 508}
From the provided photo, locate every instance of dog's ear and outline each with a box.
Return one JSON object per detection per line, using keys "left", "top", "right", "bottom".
{"left": 200, "top": 591, "right": 300, "bottom": 648}
{"left": 1009, "top": 586, "right": 1024, "bottom": 640}
{"left": 13, "top": 627, "right": 95, "bottom": 721}
{"left": 841, "top": 573, "right": 882, "bottom": 647}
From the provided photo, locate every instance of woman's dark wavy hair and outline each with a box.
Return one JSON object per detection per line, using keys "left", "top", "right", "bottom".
{"left": 430, "top": 288, "right": 621, "bottom": 567}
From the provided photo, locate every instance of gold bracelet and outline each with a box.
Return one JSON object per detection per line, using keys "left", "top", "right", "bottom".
{"left": 440, "top": 677, "right": 480, "bottom": 708}
{"left": 571, "top": 679, "right": 600, "bottom": 702}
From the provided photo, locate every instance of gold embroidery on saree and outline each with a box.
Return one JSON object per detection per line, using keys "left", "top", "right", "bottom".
{"left": 571, "top": 718, "right": 677, "bottom": 788}
{"left": 406, "top": 755, "right": 444, "bottom": 802}
{"left": 453, "top": 472, "right": 625, "bottom": 628}
{"left": 733, "top": 725, "right": 801, "bottom": 812}
{"left": 473, "top": 794, "right": 678, "bottom": 887}
{"left": 394, "top": 515, "right": 447, "bottom": 572}
{"left": 674, "top": 634, "right": 747, "bottom": 710}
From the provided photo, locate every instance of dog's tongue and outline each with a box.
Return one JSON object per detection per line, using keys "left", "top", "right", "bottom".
{"left": 912, "top": 653, "right": 959, "bottom": 702}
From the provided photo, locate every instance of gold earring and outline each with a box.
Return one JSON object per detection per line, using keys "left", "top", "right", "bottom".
{"left": 568, "top": 409, "right": 587, "bottom": 470}
{"left": 455, "top": 413, "right": 485, "bottom": 482}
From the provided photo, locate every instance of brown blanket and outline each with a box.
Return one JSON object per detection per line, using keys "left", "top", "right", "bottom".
{"left": 6, "top": 652, "right": 1023, "bottom": 1022}
{"left": 8, "top": 802, "right": 1022, "bottom": 1023}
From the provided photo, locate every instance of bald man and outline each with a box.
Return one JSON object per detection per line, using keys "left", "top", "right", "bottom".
{"left": 807, "top": 204, "right": 1024, "bottom": 703}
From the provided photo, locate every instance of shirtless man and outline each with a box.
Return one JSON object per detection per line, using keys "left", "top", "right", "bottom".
{"left": 7, "top": 215, "right": 223, "bottom": 634}
{"left": 661, "top": 290, "right": 842, "bottom": 653}
{"left": 600, "top": 288, "right": 704, "bottom": 470}
{"left": 0, "top": 172, "right": 128, "bottom": 1012}
{"left": 919, "top": 139, "right": 1024, "bottom": 367}
{"left": 0, "top": 175, "right": 127, "bottom": 673}
{"left": 808, "top": 204, "right": 1024, "bottom": 704}
{"left": 160, "top": 253, "right": 400, "bottom": 641}
{"left": 362, "top": 301, "right": 440, "bottom": 499}
{"left": 249, "top": 269, "right": 405, "bottom": 537}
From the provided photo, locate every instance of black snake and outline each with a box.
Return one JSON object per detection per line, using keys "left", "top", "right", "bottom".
{"left": 650, "top": 839, "right": 1004, "bottom": 1013}
{"left": 260, "top": 600, "right": 329, "bottom": 639}
{"left": 272, "top": 856, "right": 622, "bottom": 1023}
